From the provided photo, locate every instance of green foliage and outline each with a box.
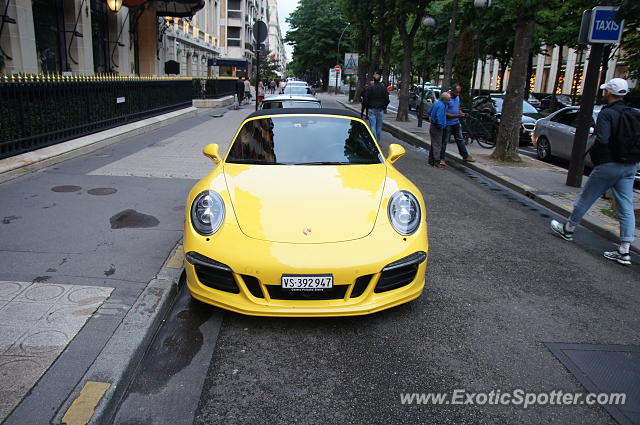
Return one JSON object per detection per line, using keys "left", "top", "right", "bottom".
{"left": 537, "top": 0, "right": 598, "bottom": 49}
{"left": 618, "top": 0, "right": 640, "bottom": 80}
{"left": 285, "top": 0, "right": 349, "bottom": 84}
{"left": 257, "top": 51, "right": 281, "bottom": 81}
{"left": 453, "top": 28, "right": 474, "bottom": 105}
{"left": 412, "top": 0, "right": 451, "bottom": 79}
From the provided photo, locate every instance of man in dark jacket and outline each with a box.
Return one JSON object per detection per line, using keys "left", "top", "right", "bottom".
{"left": 236, "top": 77, "right": 245, "bottom": 106}
{"left": 551, "top": 78, "right": 636, "bottom": 265}
{"left": 362, "top": 74, "right": 390, "bottom": 142}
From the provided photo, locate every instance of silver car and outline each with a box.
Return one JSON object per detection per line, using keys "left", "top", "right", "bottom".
{"left": 260, "top": 94, "right": 321, "bottom": 110}
{"left": 531, "top": 106, "right": 601, "bottom": 167}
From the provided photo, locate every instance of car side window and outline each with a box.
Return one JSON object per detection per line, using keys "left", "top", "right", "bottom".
{"left": 556, "top": 110, "right": 578, "bottom": 127}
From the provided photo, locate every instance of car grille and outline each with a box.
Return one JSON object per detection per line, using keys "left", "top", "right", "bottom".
{"left": 194, "top": 264, "right": 239, "bottom": 293}
{"left": 351, "top": 274, "right": 373, "bottom": 298}
{"left": 266, "top": 285, "right": 349, "bottom": 300}
{"left": 241, "top": 275, "right": 264, "bottom": 298}
{"left": 375, "top": 263, "right": 419, "bottom": 293}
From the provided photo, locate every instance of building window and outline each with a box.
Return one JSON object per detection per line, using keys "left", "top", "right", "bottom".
{"left": 32, "top": 0, "right": 67, "bottom": 73}
{"left": 91, "top": 0, "right": 110, "bottom": 73}
{"left": 228, "top": 26, "right": 241, "bottom": 47}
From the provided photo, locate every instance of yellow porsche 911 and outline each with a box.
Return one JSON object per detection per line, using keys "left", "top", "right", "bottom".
{"left": 184, "top": 108, "right": 428, "bottom": 317}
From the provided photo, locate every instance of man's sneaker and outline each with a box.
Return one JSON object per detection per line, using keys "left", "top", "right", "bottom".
{"left": 550, "top": 219, "right": 573, "bottom": 241}
{"left": 463, "top": 156, "right": 476, "bottom": 162}
{"left": 603, "top": 250, "right": 631, "bottom": 265}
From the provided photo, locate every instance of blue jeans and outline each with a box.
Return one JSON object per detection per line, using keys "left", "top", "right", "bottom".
{"left": 368, "top": 108, "right": 384, "bottom": 142}
{"left": 443, "top": 123, "right": 470, "bottom": 159}
{"left": 569, "top": 162, "right": 636, "bottom": 242}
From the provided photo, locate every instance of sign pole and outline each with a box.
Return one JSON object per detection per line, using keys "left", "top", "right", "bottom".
{"left": 255, "top": 46, "right": 260, "bottom": 111}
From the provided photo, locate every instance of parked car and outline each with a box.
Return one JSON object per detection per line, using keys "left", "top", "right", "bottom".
{"left": 539, "top": 94, "right": 573, "bottom": 113}
{"left": 408, "top": 87, "right": 441, "bottom": 117}
{"left": 260, "top": 95, "right": 321, "bottom": 109}
{"left": 471, "top": 96, "right": 543, "bottom": 146}
{"left": 285, "top": 81, "right": 316, "bottom": 95}
{"left": 184, "top": 108, "right": 428, "bottom": 316}
{"left": 531, "top": 106, "right": 601, "bottom": 166}
{"left": 282, "top": 85, "right": 315, "bottom": 97}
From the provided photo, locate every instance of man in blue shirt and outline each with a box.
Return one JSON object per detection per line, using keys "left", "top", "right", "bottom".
{"left": 444, "top": 84, "right": 475, "bottom": 162}
{"left": 428, "top": 92, "right": 451, "bottom": 168}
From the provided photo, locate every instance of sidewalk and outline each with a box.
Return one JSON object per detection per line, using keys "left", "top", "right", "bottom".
{"left": 334, "top": 94, "right": 640, "bottom": 254}
{"left": 0, "top": 101, "right": 253, "bottom": 425}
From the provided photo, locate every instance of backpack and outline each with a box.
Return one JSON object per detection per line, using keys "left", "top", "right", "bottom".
{"left": 612, "top": 106, "right": 640, "bottom": 163}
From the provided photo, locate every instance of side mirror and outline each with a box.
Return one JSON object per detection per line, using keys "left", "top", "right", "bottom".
{"left": 203, "top": 143, "right": 221, "bottom": 164}
{"left": 387, "top": 144, "right": 406, "bottom": 164}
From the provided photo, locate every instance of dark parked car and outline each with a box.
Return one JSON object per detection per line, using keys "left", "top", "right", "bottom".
{"left": 408, "top": 87, "right": 441, "bottom": 117}
{"left": 471, "top": 96, "right": 544, "bottom": 146}
{"left": 539, "top": 94, "right": 573, "bottom": 113}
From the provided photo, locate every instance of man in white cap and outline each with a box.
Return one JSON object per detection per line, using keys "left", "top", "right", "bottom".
{"left": 551, "top": 77, "right": 639, "bottom": 265}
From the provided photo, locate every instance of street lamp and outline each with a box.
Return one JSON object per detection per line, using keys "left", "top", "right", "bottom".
{"left": 335, "top": 22, "right": 350, "bottom": 95}
{"left": 417, "top": 16, "right": 436, "bottom": 128}
{"left": 106, "top": 0, "right": 123, "bottom": 12}
{"left": 470, "top": 0, "right": 491, "bottom": 107}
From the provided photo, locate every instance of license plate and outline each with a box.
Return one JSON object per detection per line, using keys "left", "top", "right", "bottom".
{"left": 281, "top": 274, "right": 333, "bottom": 291}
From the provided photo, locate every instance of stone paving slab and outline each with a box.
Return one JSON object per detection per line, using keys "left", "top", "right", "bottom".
{"left": 0, "top": 281, "right": 112, "bottom": 423}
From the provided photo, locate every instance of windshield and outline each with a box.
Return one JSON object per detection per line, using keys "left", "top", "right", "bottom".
{"left": 493, "top": 98, "right": 538, "bottom": 114}
{"left": 283, "top": 86, "right": 312, "bottom": 95}
{"left": 226, "top": 116, "right": 382, "bottom": 165}
{"left": 262, "top": 101, "right": 321, "bottom": 109}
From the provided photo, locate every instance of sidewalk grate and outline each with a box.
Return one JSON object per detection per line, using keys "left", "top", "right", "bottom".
{"left": 546, "top": 343, "right": 640, "bottom": 425}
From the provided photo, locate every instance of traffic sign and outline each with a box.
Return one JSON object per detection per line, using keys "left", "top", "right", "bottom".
{"left": 253, "top": 20, "right": 268, "bottom": 44}
{"left": 334, "top": 65, "right": 341, "bottom": 72}
{"left": 588, "top": 7, "right": 624, "bottom": 44}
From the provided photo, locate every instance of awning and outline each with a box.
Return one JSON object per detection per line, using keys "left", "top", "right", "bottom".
{"left": 121, "top": 0, "right": 205, "bottom": 17}
{"left": 213, "top": 58, "right": 249, "bottom": 67}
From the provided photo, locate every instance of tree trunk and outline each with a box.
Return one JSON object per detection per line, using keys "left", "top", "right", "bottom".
{"left": 490, "top": 14, "right": 536, "bottom": 162}
{"left": 353, "top": 34, "right": 369, "bottom": 104}
{"left": 552, "top": 45, "right": 564, "bottom": 95}
{"left": 498, "top": 62, "right": 506, "bottom": 91}
{"left": 598, "top": 43, "right": 613, "bottom": 101}
{"left": 441, "top": 0, "right": 458, "bottom": 90}
{"left": 381, "top": 38, "right": 392, "bottom": 85}
{"left": 396, "top": 40, "right": 413, "bottom": 121}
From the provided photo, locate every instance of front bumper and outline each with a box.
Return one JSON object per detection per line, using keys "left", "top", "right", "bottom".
{"left": 184, "top": 226, "right": 428, "bottom": 317}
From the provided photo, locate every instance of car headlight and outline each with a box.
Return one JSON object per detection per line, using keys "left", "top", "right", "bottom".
{"left": 190, "top": 190, "right": 225, "bottom": 235}
{"left": 388, "top": 191, "right": 421, "bottom": 235}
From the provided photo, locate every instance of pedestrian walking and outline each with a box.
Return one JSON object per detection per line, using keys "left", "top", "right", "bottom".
{"left": 444, "top": 84, "right": 475, "bottom": 162}
{"left": 243, "top": 77, "right": 251, "bottom": 104}
{"left": 257, "top": 80, "right": 266, "bottom": 103}
{"left": 236, "top": 77, "right": 245, "bottom": 107}
{"left": 551, "top": 78, "right": 639, "bottom": 265}
{"left": 428, "top": 92, "right": 451, "bottom": 169}
{"left": 270, "top": 80, "right": 276, "bottom": 94}
{"left": 362, "top": 73, "right": 390, "bottom": 142}
{"left": 279, "top": 80, "right": 286, "bottom": 94}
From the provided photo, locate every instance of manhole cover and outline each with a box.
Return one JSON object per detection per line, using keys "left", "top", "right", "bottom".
{"left": 546, "top": 343, "right": 640, "bottom": 425}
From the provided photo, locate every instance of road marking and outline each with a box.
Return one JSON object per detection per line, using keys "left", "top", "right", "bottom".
{"left": 166, "top": 245, "right": 184, "bottom": 269}
{"left": 61, "top": 381, "right": 111, "bottom": 425}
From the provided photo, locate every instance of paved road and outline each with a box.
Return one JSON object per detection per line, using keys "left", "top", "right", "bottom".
{"left": 114, "top": 96, "right": 639, "bottom": 425}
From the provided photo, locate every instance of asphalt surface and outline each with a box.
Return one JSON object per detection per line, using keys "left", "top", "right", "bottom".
{"left": 111, "top": 96, "right": 640, "bottom": 425}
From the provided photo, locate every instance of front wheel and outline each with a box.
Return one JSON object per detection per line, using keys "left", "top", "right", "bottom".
{"left": 536, "top": 137, "right": 552, "bottom": 161}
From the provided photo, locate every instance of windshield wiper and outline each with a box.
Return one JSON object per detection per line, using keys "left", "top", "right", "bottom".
{"left": 226, "top": 159, "right": 284, "bottom": 165}
{"left": 294, "top": 161, "right": 352, "bottom": 165}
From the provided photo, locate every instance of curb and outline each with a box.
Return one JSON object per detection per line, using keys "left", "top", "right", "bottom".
{"left": 52, "top": 242, "right": 185, "bottom": 425}
{"left": 338, "top": 100, "right": 640, "bottom": 254}
{"left": 0, "top": 107, "right": 199, "bottom": 185}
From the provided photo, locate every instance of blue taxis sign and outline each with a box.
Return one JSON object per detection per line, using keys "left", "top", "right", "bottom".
{"left": 588, "top": 7, "right": 624, "bottom": 44}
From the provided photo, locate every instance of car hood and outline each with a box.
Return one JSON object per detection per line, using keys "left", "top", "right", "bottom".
{"left": 223, "top": 163, "right": 387, "bottom": 243}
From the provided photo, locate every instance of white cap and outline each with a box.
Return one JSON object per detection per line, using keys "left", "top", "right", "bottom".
{"left": 600, "top": 78, "right": 629, "bottom": 96}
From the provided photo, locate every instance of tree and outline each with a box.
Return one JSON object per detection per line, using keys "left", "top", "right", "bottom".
{"left": 257, "top": 51, "right": 281, "bottom": 81}
{"left": 394, "top": 0, "right": 430, "bottom": 122}
{"left": 285, "top": 0, "right": 349, "bottom": 89}
{"left": 618, "top": 0, "right": 640, "bottom": 80}
{"left": 490, "top": 1, "right": 539, "bottom": 162}
{"left": 441, "top": 0, "right": 459, "bottom": 90}
{"left": 452, "top": 28, "right": 474, "bottom": 105}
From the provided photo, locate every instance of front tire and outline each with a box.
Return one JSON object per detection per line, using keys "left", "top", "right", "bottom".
{"left": 536, "top": 136, "right": 552, "bottom": 161}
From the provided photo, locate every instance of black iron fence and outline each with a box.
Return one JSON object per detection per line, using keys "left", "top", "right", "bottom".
{"left": 0, "top": 75, "right": 237, "bottom": 160}
{"left": 192, "top": 77, "right": 237, "bottom": 99}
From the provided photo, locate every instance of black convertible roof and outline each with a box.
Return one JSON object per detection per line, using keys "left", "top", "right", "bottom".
{"left": 245, "top": 108, "right": 361, "bottom": 120}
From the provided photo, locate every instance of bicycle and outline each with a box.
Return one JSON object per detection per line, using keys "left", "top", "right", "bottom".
{"left": 460, "top": 111, "right": 497, "bottom": 149}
